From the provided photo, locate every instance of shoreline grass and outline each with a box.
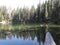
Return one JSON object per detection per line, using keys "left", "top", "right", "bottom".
{"left": 0, "top": 24, "right": 60, "bottom": 30}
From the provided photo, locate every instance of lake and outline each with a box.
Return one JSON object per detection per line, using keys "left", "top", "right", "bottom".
{"left": 0, "top": 27, "right": 60, "bottom": 45}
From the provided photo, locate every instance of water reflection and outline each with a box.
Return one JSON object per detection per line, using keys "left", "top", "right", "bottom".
{"left": 0, "top": 27, "right": 60, "bottom": 45}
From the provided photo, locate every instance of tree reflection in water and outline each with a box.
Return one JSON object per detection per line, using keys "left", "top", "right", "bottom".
{"left": 0, "top": 27, "right": 60, "bottom": 45}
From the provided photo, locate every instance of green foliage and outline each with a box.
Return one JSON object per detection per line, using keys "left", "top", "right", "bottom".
{"left": 0, "top": 0, "right": 60, "bottom": 25}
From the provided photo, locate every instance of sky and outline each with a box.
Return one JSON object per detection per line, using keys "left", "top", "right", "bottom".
{"left": 0, "top": 0, "right": 46, "bottom": 9}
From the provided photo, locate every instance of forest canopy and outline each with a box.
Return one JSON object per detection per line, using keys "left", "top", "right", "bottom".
{"left": 0, "top": 0, "right": 60, "bottom": 25}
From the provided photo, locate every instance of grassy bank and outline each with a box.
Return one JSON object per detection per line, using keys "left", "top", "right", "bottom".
{"left": 0, "top": 24, "right": 41, "bottom": 30}
{"left": 0, "top": 24, "right": 60, "bottom": 30}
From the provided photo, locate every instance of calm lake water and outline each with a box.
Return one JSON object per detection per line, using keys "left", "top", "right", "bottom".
{"left": 0, "top": 27, "right": 60, "bottom": 45}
